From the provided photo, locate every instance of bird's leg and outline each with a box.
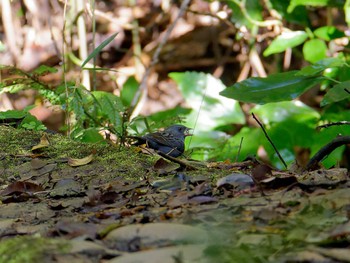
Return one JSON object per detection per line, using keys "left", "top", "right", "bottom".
{"left": 166, "top": 147, "right": 178, "bottom": 156}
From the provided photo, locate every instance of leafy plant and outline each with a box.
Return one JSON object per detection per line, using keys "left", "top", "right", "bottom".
{"left": 0, "top": 106, "right": 46, "bottom": 131}
{"left": 217, "top": 56, "right": 350, "bottom": 168}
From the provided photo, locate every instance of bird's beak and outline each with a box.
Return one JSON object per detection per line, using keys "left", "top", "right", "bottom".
{"left": 185, "top": 128, "right": 193, "bottom": 137}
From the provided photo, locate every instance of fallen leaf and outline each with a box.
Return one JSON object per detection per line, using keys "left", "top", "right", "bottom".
{"left": 68, "top": 154, "right": 94, "bottom": 167}
{"left": 0, "top": 181, "right": 43, "bottom": 196}
{"left": 153, "top": 158, "right": 180, "bottom": 175}
{"left": 216, "top": 173, "right": 254, "bottom": 189}
{"left": 30, "top": 158, "right": 48, "bottom": 170}
{"left": 104, "top": 223, "right": 208, "bottom": 252}
{"left": 31, "top": 134, "right": 50, "bottom": 151}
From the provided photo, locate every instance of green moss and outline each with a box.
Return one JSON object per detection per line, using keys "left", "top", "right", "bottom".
{"left": 0, "top": 236, "right": 70, "bottom": 263}
{"left": 0, "top": 126, "right": 227, "bottom": 183}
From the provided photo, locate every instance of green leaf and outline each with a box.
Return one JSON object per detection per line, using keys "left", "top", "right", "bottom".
{"left": 296, "top": 57, "right": 345, "bottom": 76}
{"left": 170, "top": 72, "right": 245, "bottom": 131}
{"left": 81, "top": 32, "right": 118, "bottom": 68}
{"left": 346, "top": 0, "right": 350, "bottom": 25}
{"left": 227, "top": 0, "right": 263, "bottom": 29}
{"left": 287, "top": 0, "right": 343, "bottom": 13}
{"left": 77, "top": 128, "right": 106, "bottom": 143}
{"left": 32, "top": 65, "right": 58, "bottom": 75}
{"left": 0, "top": 83, "right": 29, "bottom": 94}
{"left": 129, "top": 106, "right": 192, "bottom": 135}
{"left": 314, "top": 26, "right": 345, "bottom": 41}
{"left": 263, "top": 31, "right": 308, "bottom": 56}
{"left": 270, "top": 0, "right": 310, "bottom": 26}
{"left": 223, "top": 127, "right": 263, "bottom": 162}
{"left": 220, "top": 71, "right": 324, "bottom": 104}
{"left": 0, "top": 110, "right": 27, "bottom": 119}
{"left": 302, "top": 39, "right": 327, "bottom": 63}
{"left": 310, "top": 125, "right": 350, "bottom": 168}
{"left": 321, "top": 80, "right": 350, "bottom": 106}
{"left": 91, "top": 91, "right": 124, "bottom": 128}
{"left": 19, "top": 114, "right": 46, "bottom": 131}
{"left": 252, "top": 101, "right": 320, "bottom": 124}
{"left": 120, "top": 77, "right": 139, "bottom": 107}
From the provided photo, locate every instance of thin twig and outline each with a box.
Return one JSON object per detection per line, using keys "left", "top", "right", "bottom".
{"left": 128, "top": 0, "right": 191, "bottom": 120}
{"left": 236, "top": 137, "right": 244, "bottom": 162}
{"left": 252, "top": 112, "right": 287, "bottom": 169}
{"left": 317, "top": 121, "right": 350, "bottom": 130}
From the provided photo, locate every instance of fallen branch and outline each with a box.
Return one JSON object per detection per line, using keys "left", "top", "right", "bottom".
{"left": 305, "top": 135, "right": 350, "bottom": 171}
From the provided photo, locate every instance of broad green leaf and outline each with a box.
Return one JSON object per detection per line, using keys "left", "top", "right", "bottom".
{"left": 147, "top": 106, "right": 192, "bottom": 124}
{"left": 287, "top": 0, "right": 343, "bottom": 13}
{"left": 220, "top": 71, "right": 324, "bottom": 104}
{"left": 129, "top": 106, "right": 192, "bottom": 135}
{"left": 227, "top": 0, "right": 263, "bottom": 29}
{"left": 252, "top": 101, "right": 320, "bottom": 124}
{"left": 322, "top": 104, "right": 350, "bottom": 122}
{"left": 270, "top": 0, "right": 310, "bottom": 26}
{"left": 78, "top": 128, "right": 106, "bottom": 143}
{"left": 32, "top": 65, "right": 58, "bottom": 75}
{"left": 187, "top": 130, "right": 229, "bottom": 160}
{"left": 252, "top": 101, "right": 319, "bottom": 168}
{"left": 321, "top": 80, "right": 350, "bottom": 106}
{"left": 20, "top": 114, "right": 46, "bottom": 131}
{"left": 91, "top": 91, "right": 124, "bottom": 128}
{"left": 296, "top": 57, "right": 345, "bottom": 76}
{"left": 302, "top": 39, "right": 327, "bottom": 63}
{"left": 346, "top": 0, "right": 350, "bottom": 25}
{"left": 120, "top": 77, "right": 139, "bottom": 107}
{"left": 263, "top": 31, "right": 308, "bottom": 56}
{"left": 310, "top": 125, "right": 350, "bottom": 168}
{"left": 314, "top": 26, "right": 345, "bottom": 41}
{"left": 223, "top": 127, "right": 263, "bottom": 162}
{"left": 0, "top": 110, "right": 27, "bottom": 119}
{"left": 81, "top": 32, "right": 118, "bottom": 68}
{"left": 0, "top": 83, "right": 28, "bottom": 94}
{"left": 170, "top": 72, "right": 245, "bottom": 131}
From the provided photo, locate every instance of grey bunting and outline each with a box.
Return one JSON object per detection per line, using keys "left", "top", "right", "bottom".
{"left": 131, "top": 124, "right": 192, "bottom": 157}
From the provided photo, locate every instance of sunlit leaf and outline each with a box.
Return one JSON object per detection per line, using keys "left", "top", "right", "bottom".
{"left": 220, "top": 71, "right": 324, "bottom": 104}
{"left": 296, "top": 57, "right": 345, "bottom": 76}
{"left": 252, "top": 101, "right": 320, "bottom": 124}
{"left": 91, "top": 91, "right": 124, "bottom": 129}
{"left": 120, "top": 77, "right": 139, "bottom": 107}
{"left": 287, "top": 0, "right": 339, "bottom": 13}
{"left": 314, "top": 26, "right": 345, "bottom": 41}
{"left": 346, "top": 0, "right": 350, "bottom": 25}
{"left": 302, "top": 39, "right": 327, "bottom": 63}
{"left": 32, "top": 65, "right": 58, "bottom": 75}
{"left": 170, "top": 72, "right": 245, "bottom": 131}
{"left": 263, "top": 31, "right": 308, "bottom": 56}
{"left": 227, "top": 0, "right": 263, "bottom": 29}
{"left": 321, "top": 80, "right": 350, "bottom": 106}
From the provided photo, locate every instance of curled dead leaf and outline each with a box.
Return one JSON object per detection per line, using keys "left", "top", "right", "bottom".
{"left": 31, "top": 134, "right": 50, "bottom": 151}
{"left": 68, "top": 154, "right": 94, "bottom": 167}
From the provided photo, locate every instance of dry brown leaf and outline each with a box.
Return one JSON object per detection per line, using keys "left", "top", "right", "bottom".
{"left": 68, "top": 154, "right": 94, "bottom": 167}
{"left": 31, "top": 134, "right": 50, "bottom": 151}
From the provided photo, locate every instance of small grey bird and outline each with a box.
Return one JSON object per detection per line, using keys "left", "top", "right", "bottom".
{"left": 131, "top": 124, "right": 192, "bottom": 157}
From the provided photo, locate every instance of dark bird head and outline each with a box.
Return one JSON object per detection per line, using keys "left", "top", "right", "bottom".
{"left": 164, "top": 124, "right": 192, "bottom": 138}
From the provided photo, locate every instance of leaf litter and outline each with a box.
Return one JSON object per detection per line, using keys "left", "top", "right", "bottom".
{"left": 0, "top": 126, "right": 350, "bottom": 262}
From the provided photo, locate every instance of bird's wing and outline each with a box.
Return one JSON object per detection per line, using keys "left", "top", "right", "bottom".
{"left": 144, "top": 131, "right": 175, "bottom": 147}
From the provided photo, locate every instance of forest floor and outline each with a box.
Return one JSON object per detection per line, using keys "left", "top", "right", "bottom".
{"left": 0, "top": 125, "right": 350, "bottom": 263}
